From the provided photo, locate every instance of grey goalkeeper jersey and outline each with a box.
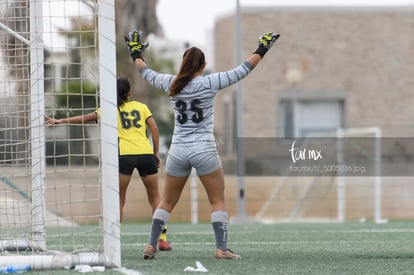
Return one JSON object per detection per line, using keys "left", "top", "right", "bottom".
{"left": 141, "top": 61, "right": 253, "bottom": 144}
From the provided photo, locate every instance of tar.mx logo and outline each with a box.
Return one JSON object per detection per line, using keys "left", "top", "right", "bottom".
{"left": 289, "top": 140, "right": 323, "bottom": 163}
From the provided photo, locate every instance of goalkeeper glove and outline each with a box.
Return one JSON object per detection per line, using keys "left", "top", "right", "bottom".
{"left": 253, "top": 32, "right": 280, "bottom": 58}
{"left": 124, "top": 30, "right": 149, "bottom": 62}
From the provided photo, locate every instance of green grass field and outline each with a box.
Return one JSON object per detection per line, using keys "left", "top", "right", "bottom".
{"left": 29, "top": 221, "right": 414, "bottom": 274}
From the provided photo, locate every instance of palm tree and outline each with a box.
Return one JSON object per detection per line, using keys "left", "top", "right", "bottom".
{"left": 116, "top": 0, "right": 159, "bottom": 36}
{"left": 115, "top": 0, "right": 175, "bottom": 147}
{"left": 115, "top": 0, "right": 160, "bottom": 101}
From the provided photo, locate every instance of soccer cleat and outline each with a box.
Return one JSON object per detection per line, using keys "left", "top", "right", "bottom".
{"left": 158, "top": 239, "right": 172, "bottom": 251}
{"left": 215, "top": 248, "right": 241, "bottom": 260}
{"left": 143, "top": 244, "right": 156, "bottom": 260}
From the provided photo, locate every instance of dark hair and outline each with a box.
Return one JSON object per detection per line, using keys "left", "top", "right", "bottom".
{"left": 169, "top": 47, "right": 205, "bottom": 97}
{"left": 117, "top": 77, "right": 130, "bottom": 107}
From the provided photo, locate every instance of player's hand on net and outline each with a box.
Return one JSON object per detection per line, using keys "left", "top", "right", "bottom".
{"left": 254, "top": 32, "right": 280, "bottom": 57}
{"left": 44, "top": 114, "right": 61, "bottom": 125}
{"left": 124, "top": 30, "right": 149, "bottom": 61}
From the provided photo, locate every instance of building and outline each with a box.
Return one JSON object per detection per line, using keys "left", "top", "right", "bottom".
{"left": 212, "top": 6, "right": 414, "bottom": 220}
{"left": 214, "top": 6, "right": 414, "bottom": 148}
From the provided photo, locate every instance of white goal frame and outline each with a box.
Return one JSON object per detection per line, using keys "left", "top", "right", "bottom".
{"left": 254, "top": 127, "right": 386, "bottom": 224}
{"left": 0, "top": 0, "right": 120, "bottom": 270}
{"left": 336, "top": 127, "right": 386, "bottom": 224}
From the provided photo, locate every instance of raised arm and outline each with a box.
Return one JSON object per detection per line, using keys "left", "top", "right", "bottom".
{"left": 125, "top": 30, "right": 175, "bottom": 92}
{"left": 247, "top": 32, "right": 280, "bottom": 69}
{"left": 205, "top": 32, "right": 280, "bottom": 91}
{"left": 125, "top": 30, "right": 149, "bottom": 72}
{"left": 134, "top": 58, "right": 147, "bottom": 72}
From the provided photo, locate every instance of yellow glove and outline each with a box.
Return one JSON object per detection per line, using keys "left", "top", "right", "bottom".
{"left": 124, "top": 30, "right": 149, "bottom": 61}
{"left": 254, "top": 32, "right": 280, "bottom": 57}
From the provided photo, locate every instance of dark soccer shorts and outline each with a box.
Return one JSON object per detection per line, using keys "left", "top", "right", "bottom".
{"left": 119, "top": 154, "right": 158, "bottom": 176}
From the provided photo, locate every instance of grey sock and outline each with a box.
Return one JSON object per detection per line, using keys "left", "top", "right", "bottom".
{"left": 149, "top": 208, "right": 170, "bottom": 248}
{"left": 211, "top": 210, "right": 228, "bottom": 251}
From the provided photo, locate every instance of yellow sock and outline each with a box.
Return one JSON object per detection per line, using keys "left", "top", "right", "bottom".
{"left": 159, "top": 224, "right": 168, "bottom": 241}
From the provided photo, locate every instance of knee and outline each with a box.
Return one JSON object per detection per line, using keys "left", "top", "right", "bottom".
{"left": 158, "top": 201, "right": 176, "bottom": 213}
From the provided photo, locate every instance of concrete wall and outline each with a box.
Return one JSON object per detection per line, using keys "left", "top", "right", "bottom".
{"left": 214, "top": 7, "right": 414, "bottom": 141}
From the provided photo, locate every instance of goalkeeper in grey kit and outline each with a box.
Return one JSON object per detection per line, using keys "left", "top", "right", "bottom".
{"left": 125, "top": 29, "right": 279, "bottom": 260}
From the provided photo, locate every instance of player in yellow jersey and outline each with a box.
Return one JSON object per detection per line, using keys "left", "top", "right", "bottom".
{"left": 45, "top": 77, "right": 171, "bottom": 251}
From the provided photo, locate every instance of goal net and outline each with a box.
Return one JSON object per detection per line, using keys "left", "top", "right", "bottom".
{"left": 254, "top": 127, "right": 385, "bottom": 224}
{"left": 336, "top": 127, "right": 385, "bottom": 223}
{"left": 0, "top": 0, "right": 119, "bottom": 270}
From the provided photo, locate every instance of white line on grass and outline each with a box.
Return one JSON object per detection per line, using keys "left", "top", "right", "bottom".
{"left": 120, "top": 238, "right": 414, "bottom": 248}
{"left": 121, "top": 231, "right": 212, "bottom": 236}
{"left": 121, "top": 228, "right": 414, "bottom": 237}
{"left": 114, "top": 267, "right": 144, "bottom": 275}
{"left": 329, "top": 229, "right": 414, "bottom": 233}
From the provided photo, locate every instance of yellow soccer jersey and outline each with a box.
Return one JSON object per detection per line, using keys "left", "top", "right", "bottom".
{"left": 97, "top": 101, "right": 154, "bottom": 155}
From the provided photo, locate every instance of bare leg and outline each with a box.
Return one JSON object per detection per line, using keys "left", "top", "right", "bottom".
{"left": 141, "top": 173, "right": 160, "bottom": 213}
{"left": 119, "top": 173, "right": 132, "bottom": 223}
{"left": 198, "top": 167, "right": 226, "bottom": 212}
{"left": 148, "top": 174, "right": 188, "bottom": 249}
{"left": 142, "top": 173, "right": 171, "bottom": 250}
{"left": 158, "top": 173, "right": 189, "bottom": 212}
{"left": 199, "top": 168, "right": 235, "bottom": 255}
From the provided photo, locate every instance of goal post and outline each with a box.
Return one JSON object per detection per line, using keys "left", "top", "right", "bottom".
{"left": 336, "top": 127, "right": 385, "bottom": 224}
{"left": 30, "top": 0, "right": 46, "bottom": 252}
{"left": 253, "top": 127, "right": 385, "bottom": 224}
{"left": 0, "top": 0, "right": 120, "bottom": 270}
{"left": 98, "top": 0, "right": 120, "bottom": 267}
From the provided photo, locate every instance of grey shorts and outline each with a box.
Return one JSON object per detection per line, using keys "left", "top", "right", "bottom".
{"left": 166, "top": 142, "right": 222, "bottom": 177}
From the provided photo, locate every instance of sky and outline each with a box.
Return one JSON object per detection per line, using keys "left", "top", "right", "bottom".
{"left": 156, "top": 0, "right": 414, "bottom": 48}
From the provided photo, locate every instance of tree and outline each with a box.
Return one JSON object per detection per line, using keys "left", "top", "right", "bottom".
{"left": 115, "top": 0, "right": 161, "bottom": 99}
{"left": 115, "top": 0, "right": 175, "bottom": 148}
{"left": 115, "top": 0, "right": 159, "bottom": 36}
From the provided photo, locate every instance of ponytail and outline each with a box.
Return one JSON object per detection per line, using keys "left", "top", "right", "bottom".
{"left": 170, "top": 47, "right": 205, "bottom": 97}
{"left": 117, "top": 77, "right": 130, "bottom": 107}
